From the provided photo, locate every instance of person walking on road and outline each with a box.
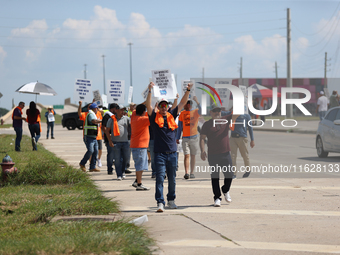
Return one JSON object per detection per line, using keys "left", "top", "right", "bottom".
{"left": 176, "top": 96, "right": 201, "bottom": 179}
{"left": 229, "top": 113, "right": 255, "bottom": 178}
{"left": 79, "top": 103, "right": 101, "bottom": 172}
{"left": 12, "top": 101, "right": 26, "bottom": 152}
{"left": 45, "top": 106, "right": 56, "bottom": 139}
{"left": 102, "top": 103, "right": 119, "bottom": 175}
{"left": 316, "top": 91, "right": 329, "bottom": 120}
{"left": 105, "top": 104, "right": 130, "bottom": 181}
{"left": 146, "top": 81, "right": 193, "bottom": 213}
{"left": 130, "top": 104, "right": 151, "bottom": 191}
{"left": 26, "top": 101, "right": 41, "bottom": 151}
{"left": 329, "top": 91, "right": 339, "bottom": 109}
{"left": 200, "top": 104, "right": 238, "bottom": 207}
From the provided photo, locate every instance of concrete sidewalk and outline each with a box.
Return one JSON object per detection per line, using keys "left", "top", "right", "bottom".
{"left": 1, "top": 123, "right": 339, "bottom": 254}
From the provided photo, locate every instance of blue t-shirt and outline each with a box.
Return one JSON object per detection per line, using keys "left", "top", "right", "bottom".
{"left": 231, "top": 114, "right": 254, "bottom": 141}
{"left": 149, "top": 106, "right": 178, "bottom": 153}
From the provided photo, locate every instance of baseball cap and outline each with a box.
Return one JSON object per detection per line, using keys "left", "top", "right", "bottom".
{"left": 118, "top": 104, "right": 126, "bottom": 110}
{"left": 109, "top": 103, "right": 119, "bottom": 109}
{"left": 320, "top": 91, "right": 324, "bottom": 95}
{"left": 158, "top": 98, "right": 169, "bottom": 105}
{"left": 210, "top": 104, "right": 221, "bottom": 111}
{"left": 89, "top": 103, "right": 98, "bottom": 109}
{"left": 187, "top": 100, "right": 193, "bottom": 105}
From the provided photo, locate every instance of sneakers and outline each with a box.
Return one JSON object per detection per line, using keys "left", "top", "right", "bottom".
{"left": 117, "top": 176, "right": 122, "bottom": 181}
{"left": 157, "top": 203, "right": 164, "bottom": 213}
{"left": 190, "top": 173, "right": 195, "bottom": 179}
{"left": 214, "top": 199, "right": 221, "bottom": 207}
{"left": 168, "top": 200, "right": 177, "bottom": 209}
{"left": 243, "top": 171, "right": 251, "bottom": 178}
{"left": 224, "top": 192, "right": 232, "bottom": 203}
{"left": 125, "top": 169, "right": 132, "bottom": 174}
{"left": 151, "top": 174, "right": 156, "bottom": 179}
{"left": 79, "top": 163, "right": 86, "bottom": 172}
{"left": 107, "top": 172, "right": 113, "bottom": 175}
{"left": 51, "top": 137, "right": 55, "bottom": 139}
{"left": 136, "top": 184, "right": 150, "bottom": 191}
{"left": 132, "top": 180, "right": 138, "bottom": 188}
{"left": 89, "top": 168, "right": 100, "bottom": 172}
{"left": 97, "top": 159, "right": 102, "bottom": 167}
{"left": 184, "top": 173, "right": 189, "bottom": 179}
{"left": 122, "top": 174, "right": 126, "bottom": 180}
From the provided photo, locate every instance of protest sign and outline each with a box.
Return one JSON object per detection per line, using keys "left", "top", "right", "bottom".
{"left": 181, "top": 80, "right": 195, "bottom": 99}
{"left": 93, "top": 90, "right": 103, "bottom": 106}
{"left": 74, "top": 79, "right": 92, "bottom": 103}
{"left": 107, "top": 80, "right": 125, "bottom": 104}
{"left": 128, "top": 86, "right": 133, "bottom": 104}
{"left": 151, "top": 69, "right": 173, "bottom": 98}
{"left": 215, "top": 79, "right": 232, "bottom": 109}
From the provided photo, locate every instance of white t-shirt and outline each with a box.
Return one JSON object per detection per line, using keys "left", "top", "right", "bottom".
{"left": 317, "top": 96, "right": 329, "bottom": 112}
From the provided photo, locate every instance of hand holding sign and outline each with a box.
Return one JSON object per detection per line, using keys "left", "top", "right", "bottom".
{"left": 148, "top": 82, "right": 154, "bottom": 91}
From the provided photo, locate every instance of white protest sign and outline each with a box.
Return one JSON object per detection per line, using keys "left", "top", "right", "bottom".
{"left": 47, "top": 112, "right": 55, "bottom": 122}
{"left": 128, "top": 86, "right": 133, "bottom": 104}
{"left": 239, "top": 85, "right": 248, "bottom": 114}
{"left": 215, "top": 79, "right": 232, "bottom": 109}
{"left": 93, "top": 90, "right": 103, "bottom": 106}
{"left": 169, "top": 74, "right": 179, "bottom": 99}
{"left": 101, "top": 94, "right": 108, "bottom": 108}
{"left": 151, "top": 69, "right": 172, "bottom": 98}
{"left": 181, "top": 80, "right": 195, "bottom": 99}
{"left": 74, "top": 79, "right": 92, "bottom": 103}
{"left": 107, "top": 80, "right": 125, "bottom": 104}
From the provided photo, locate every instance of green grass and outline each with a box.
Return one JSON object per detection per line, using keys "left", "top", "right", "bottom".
{"left": 0, "top": 134, "right": 154, "bottom": 255}
{"left": 0, "top": 124, "right": 12, "bottom": 129}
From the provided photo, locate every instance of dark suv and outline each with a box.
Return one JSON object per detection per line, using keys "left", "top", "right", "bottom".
{"left": 62, "top": 104, "right": 90, "bottom": 130}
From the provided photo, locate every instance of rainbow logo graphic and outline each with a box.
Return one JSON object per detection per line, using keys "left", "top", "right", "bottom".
{"left": 196, "top": 82, "right": 222, "bottom": 106}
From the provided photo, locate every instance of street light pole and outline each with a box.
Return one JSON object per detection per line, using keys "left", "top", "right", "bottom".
{"left": 84, "top": 64, "right": 87, "bottom": 79}
{"left": 102, "top": 55, "right": 106, "bottom": 95}
{"left": 128, "top": 42, "right": 133, "bottom": 102}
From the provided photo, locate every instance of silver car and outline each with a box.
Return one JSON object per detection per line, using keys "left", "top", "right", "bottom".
{"left": 316, "top": 106, "right": 340, "bottom": 157}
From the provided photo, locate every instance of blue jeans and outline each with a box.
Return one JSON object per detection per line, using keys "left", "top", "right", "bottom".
{"left": 14, "top": 127, "right": 22, "bottom": 151}
{"left": 28, "top": 123, "right": 41, "bottom": 150}
{"left": 148, "top": 140, "right": 156, "bottom": 176}
{"left": 106, "top": 142, "right": 115, "bottom": 174}
{"left": 319, "top": 111, "right": 326, "bottom": 120}
{"left": 154, "top": 152, "right": 177, "bottom": 205}
{"left": 113, "top": 141, "right": 130, "bottom": 178}
{"left": 46, "top": 122, "right": 54, "bottom": 138}
{"left": 80, "top": 136, "right": 98, "bottom": 170}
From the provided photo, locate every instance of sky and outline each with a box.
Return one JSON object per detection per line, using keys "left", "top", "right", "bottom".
{"left": 0, "top": 0, "right": 340, "bottom": 110}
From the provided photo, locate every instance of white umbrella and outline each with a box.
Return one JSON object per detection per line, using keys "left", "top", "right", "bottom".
{"left": 15, "top": 81, "right": 57, "bottom": 102}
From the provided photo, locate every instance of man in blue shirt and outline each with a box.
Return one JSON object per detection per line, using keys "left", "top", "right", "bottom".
{"left": 230, "top": 114, "right": 255, "bottom": 178}
{"left": 146, "top": 81, "right": 193, "bottom": 213}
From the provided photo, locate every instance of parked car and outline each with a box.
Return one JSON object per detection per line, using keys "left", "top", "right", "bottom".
{"left": 316, "top": 106, "right": 340, "bottom": 157}
{"left": 62, "top": 104, "right": 90, "bottom": 130}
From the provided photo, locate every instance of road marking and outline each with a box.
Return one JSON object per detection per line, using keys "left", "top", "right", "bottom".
{"left": 122, "top": 206, "right": 340, "bottom": 217}
{"left": 163, "top": 239, "right": 340, "bottom": 253}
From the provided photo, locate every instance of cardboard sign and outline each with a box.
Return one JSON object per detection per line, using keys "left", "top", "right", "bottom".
{"left": 215, "top": 79, "right": 232, "bottom": 109}
{"left": 74, "top": 79, "right": 92, "bottom": 103}
{"left": 93, "top": 90, "right": 103, "bottom": 106}
{"left": 128, "top": 86, "right": 133, "bottom": 104}
{"left": 182, "top": 80, "right": 195, "bottom": 99}
{"left": 107, "top": 80, "right": 125, "bottom": 104}
{"left": 47, "top": 112, "right": 55, "bottom": 122}
{"left": 151, "top": 69, "right": 172, "bottom": 98}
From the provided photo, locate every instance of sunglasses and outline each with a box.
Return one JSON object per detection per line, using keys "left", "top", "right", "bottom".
{"left": 159, "top": 103, "right": 168, "bottom": 109}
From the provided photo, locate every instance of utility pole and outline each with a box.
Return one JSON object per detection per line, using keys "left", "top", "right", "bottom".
{"left": 202, "top": 67, "right": 205, "bottom": 83}
{"left": 324, "top": 52, "right": 331, "bottom": 89}
{"left": 239, "top": 57, "right": 243, "bottom": 85}
{"left": 102, "top": 55, "right": 106, "bottom": 95}
{"left": 128, "top": 42, "right": 133, "bottom": 102}
{"left": 84, "top": 64, "right": 87, "bottom": 79}
{"left": 286, "top": 8, "right": 293, "bottom": 118}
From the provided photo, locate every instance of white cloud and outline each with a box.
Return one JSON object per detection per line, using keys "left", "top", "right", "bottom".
{"left": 11, "top": 19, "right": 48, "bottom": 36}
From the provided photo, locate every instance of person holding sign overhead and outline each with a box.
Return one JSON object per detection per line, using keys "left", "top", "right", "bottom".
{"left": 45, "top": 106, "right": 56, "bottom": 139}
{"left": 146, "top": 81, "right": 193, "bottom": 213}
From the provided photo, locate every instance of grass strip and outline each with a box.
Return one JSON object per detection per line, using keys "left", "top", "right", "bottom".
{"left": 0, "top": 134, "right": 154, "bottom": 255}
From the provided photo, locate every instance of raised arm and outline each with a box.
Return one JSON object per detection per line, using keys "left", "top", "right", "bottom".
{"left": 171, "top": 93, "right": 179, "bottom": 111}
{"left": 146, "top": 82, "right": 154, "bottom": 116}
{"left": 177, "top": 83, "right": 193, "bottom": 112}
{"left": 78, "top": 101, "right": 82, "bottom": 117}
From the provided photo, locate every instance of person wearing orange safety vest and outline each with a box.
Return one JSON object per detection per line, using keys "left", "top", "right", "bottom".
{"left": 26, "top": 101, "right": 42, "bottom": 151}
{"left": 45, "top": 106, "right": 56, "bottom": 139}
{"left": 12, "top": 101, "right": 26, "bottom": 151}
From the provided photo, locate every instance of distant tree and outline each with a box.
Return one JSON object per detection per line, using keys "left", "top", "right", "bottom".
{"left": 0, "top": 107, "right": 9, "bottom": 117}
